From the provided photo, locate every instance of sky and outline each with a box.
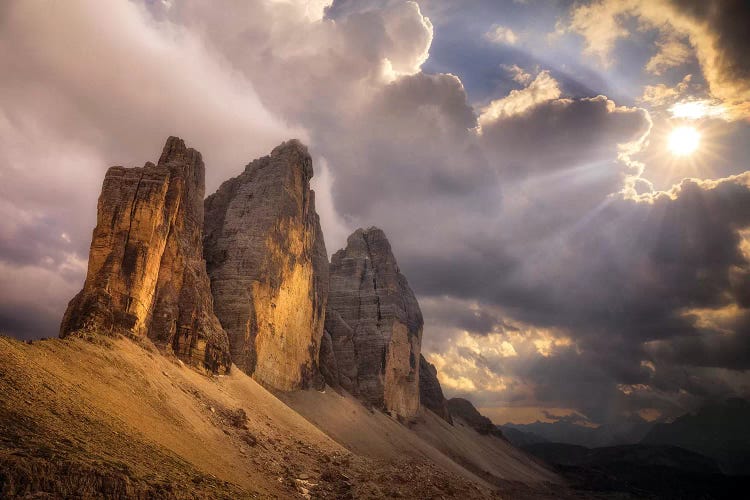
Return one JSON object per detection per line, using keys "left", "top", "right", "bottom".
{"left": 1, "top": 0, "right": 749, "bottom": 428}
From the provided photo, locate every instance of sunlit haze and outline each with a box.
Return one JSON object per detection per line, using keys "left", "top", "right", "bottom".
{"left": 668, "top": 126, "right": 701, "bottom": 156}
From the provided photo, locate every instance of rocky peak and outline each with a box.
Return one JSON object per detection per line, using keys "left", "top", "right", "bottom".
{"left": 203, "top": 140, "right": 328, "bottom": 391}
{"left": 447, "top": 398, "right": 504, "bottom": 439}
{"left": 159, "top": 136, "right": 199, "bottom": 166}
{"left": 419, "top": 354, "right": 453, "bottom": 424}
{"left": 267, "top": 139, "right": 313, "bottom": 181}
{"left": 60, "top": 136, "right": 231, "bottom": 373}
{"left": 323, "top": 226, "right": 423, "bottom": 419}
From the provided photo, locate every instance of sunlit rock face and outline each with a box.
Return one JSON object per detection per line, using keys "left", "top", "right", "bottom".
{"left": 419, "top": 354, "right": 453, "bottom": 424}
{"left": 60, "top": 137, "right": 231, "bottom": 373}
{"left": 203, "top": 140, "right": 329, "bottom": 391}
{"left": 325, "top": 227, "right": 423, "bottom": 419}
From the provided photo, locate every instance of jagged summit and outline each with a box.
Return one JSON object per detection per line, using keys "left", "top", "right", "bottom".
{"left": 241, "top": 139, "right": 313, "bottom": 179}
{"left": 322, "top": 226, "right": 423, "bottom": 419}
{"left": 204, "top": 140, "right": 328, "bottom": 391}
{"left": 60, "top": 136, "right": 231, "bottom": 373}
{"left": 269, "top": 138, "right": 309, "bottom": 156}
{"left": 158, "top": 135, "right": 199, "bottom": 166}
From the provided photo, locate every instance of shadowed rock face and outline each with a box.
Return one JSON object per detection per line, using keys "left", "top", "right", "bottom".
{"left": 60, "top": 137, "right": 231, "bottom": 373}
{"left": 419, "top": 354, "right": 453, "bottom": 424}
{"left": 318, "top": 330, "right": 339, "bottom": 391}
{"left": 447, "top": 398, "right": 504, "bottom": 439}
{"left": 203, "top": 140, "right": 328, "bottom": 391}
{"left": 324, "top": 227, "right": 423, "bottom": 419}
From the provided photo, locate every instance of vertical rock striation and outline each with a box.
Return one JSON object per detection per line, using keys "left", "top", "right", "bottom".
{"left": 324, "top": 227, "right": 423, "bottom": 419}
{"left": 60, "top": 137, "right": 231, "bottom": 373}
{"left": 203, "top": 140, "right": 328, "bottom": 391}
{"left": 419, "top": 354, "right": 453, "bottom": 424}
{"left": 318, "top": 330, "right": 339, "bottom": 391}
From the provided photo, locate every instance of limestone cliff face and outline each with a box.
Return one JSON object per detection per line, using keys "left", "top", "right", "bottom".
{"left": 324, "top": 227, "right": 423, "bottom": 419}
{"left": 60, "top": 137, "right": 231, "bottom": 373}
{"left": 203, "top": 140, "right": 328, "bottom": 391}
{"left": 419, "top": 354, "right": 453, "bottom": 424}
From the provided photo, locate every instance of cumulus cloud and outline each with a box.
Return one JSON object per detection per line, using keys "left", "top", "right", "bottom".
{"left": 645, "top": 31, "right": 692, "bottom": 75}
{"left": 485, "top": 24, "right": 519, "bottom": 45}
{"left": 478, "top": 70, "right": 561, "bottom": 124}
{"left": 567, "top": 0, "right": 750, "bottom": 116}
{"left": 638, "top": 74, "right": 694, "bottom": 106}
{"left": 501, "top": 64, "right": 533, "bottom": 85}
{"left": 481, "top": 93, "right": 650, "bottom": 180}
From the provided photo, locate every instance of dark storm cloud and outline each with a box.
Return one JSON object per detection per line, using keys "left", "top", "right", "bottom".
{"left": 323, "top": 71, "right": 493, "bottom": 217}
{"left": 647, "top": 310, "right": 750, "bottom": 371}
{"left": 417, "top": 175, "right": 750, "bottom": 339}
{"left": 419, "top": 295, "right": 519, "bottom": 338}
{"left": 0, "top": 306, "right": 60, "bottom": 341}
{"left": 423, "top": 174, "right": 750, "bottom": 423}
{"left": 480, "top": 95, "right": 650, "bottom": 179}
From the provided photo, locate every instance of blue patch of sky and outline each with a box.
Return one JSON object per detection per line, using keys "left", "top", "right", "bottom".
{"left": 419, "top": 0, "right": 704, "bottom": 110}
{"left": 419, "top": 0, "right": 615, "bottom": 105}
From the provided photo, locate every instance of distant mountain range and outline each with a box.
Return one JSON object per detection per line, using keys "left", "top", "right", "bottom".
{"left": 502, "top": 398, "right": 750, "bottom": 475}
{"left": 520, "top": 442, "right": 748, "bottom": 499}
{"left": 498, "top": 398, "right": 750, "bottom": 498}
{"left": 500, "top": 417, "right": 652, "bottom": 448}
{"left": 642, "top": 398, "right": 750, "bottom": 475}
{"left": 522, "top": 442, "right": 721, "bottom": 473}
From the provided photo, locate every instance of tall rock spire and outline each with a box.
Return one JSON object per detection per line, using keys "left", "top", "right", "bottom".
{"left": 324, "top": 227, "right": 423, "bottom": 419}
{"left": 60, "top": 137, "right": 231, "bottom": 373}
{"left": 203, "top": 140, "right": 329, "bottom": 390}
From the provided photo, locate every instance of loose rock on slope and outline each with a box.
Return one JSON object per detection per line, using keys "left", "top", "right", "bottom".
{"left": 324, "top": 227, "right": 423, "bottom": 419}
{"left": 60, "top": 137, "right": 230, "bottom": 373}
{"left": 203, "top": 140, "right": 328, "bottom": 390}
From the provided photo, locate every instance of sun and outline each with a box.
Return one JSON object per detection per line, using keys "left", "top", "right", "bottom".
{"left": 668, "top": 126, "right": 701, "bottom": 156}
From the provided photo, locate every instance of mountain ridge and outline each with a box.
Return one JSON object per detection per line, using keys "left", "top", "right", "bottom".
{"left": 0, "top": 136, "right": 562, "bottom": 499}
